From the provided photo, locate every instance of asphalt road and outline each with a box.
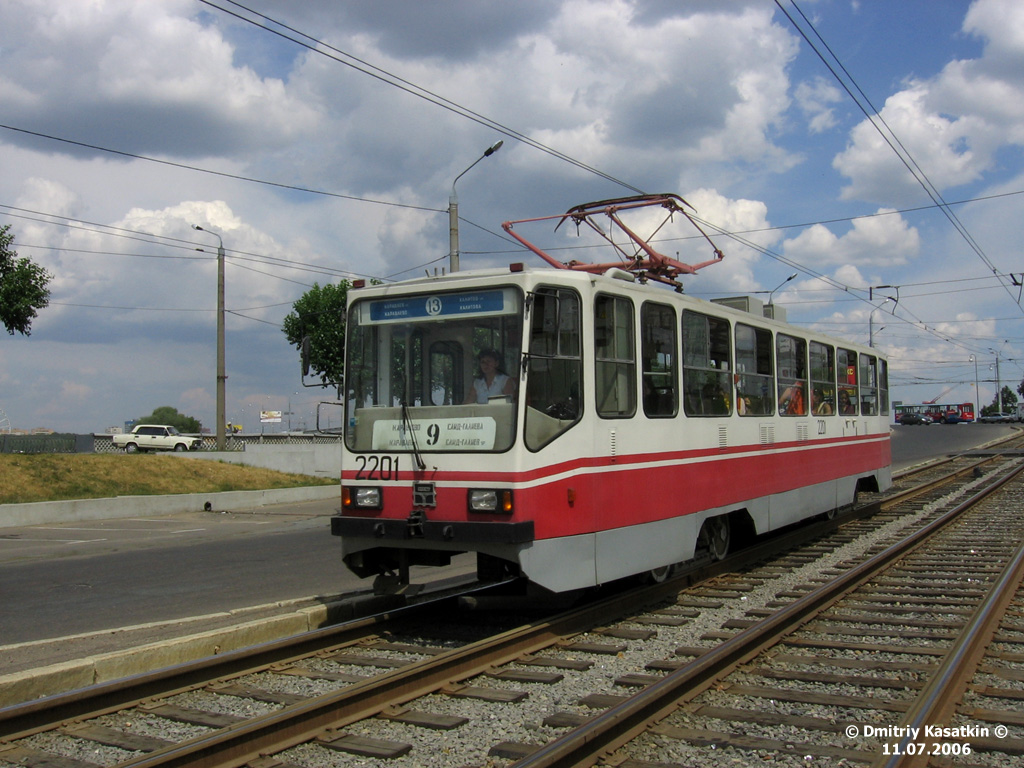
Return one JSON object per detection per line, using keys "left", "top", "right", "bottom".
{"left": 0, "top": 423, "right": 1015, "bottom": 648}
{"left": 0, "top": 500, "right": 475, "bottom": 648}
{"left": 889, "top": 420, "right": 1015, "bottom": 470}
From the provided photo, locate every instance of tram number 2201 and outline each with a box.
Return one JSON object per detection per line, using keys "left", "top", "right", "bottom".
{"left": 354, "top": 455, "right": 400, "bottom": 480}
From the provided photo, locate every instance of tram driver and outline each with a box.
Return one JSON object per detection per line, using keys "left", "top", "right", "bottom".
{"left": 465, "top": 348, "right": 517, "bottom": 403}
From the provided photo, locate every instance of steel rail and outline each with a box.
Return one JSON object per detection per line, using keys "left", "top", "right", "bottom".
{"left": 97, "top": 574, "right": 720, "bottom": 768}
{"left": 512, "top": 458, "right": 1024, "bottom": 768}
{"left": 0, "top": 585, "right": 490, "bottom": 739}
{"left": 875, "top": 537, "right": 1024, "bottom": 768}
{"left": 885, "top": 453, "right": 1005, "bottom": 508}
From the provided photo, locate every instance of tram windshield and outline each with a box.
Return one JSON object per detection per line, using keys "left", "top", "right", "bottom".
{"left": 345, "top": 287, "right": 523, "bottom": 453}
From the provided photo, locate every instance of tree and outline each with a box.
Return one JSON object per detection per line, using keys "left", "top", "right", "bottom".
{"left": 982, "top": 385, "right": 1018, "bottom": 416}
{"left": 282, "top": 281, "right": 350, "bottom": 394}
{"left": 0, "top": 225, "right": 52, "bottom": 336}
{"left": 136, "top": 406, "right": 202, "bottom": 433}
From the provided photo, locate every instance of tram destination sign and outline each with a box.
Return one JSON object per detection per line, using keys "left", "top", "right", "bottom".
{"left": 372, "top": 416, "right": 498, "bottom": 451}
{"left": 361, "top": 288, "right": 515, "bottom": 324}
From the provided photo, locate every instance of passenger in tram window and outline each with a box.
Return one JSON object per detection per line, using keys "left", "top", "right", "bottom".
{"left": 701, "top": 380, "right": 730, "bottom": 414}
{"left": 812, "top": 388, "right": 834, "bottom": 415}
{"left": 779, "top": 382, "right": 805, "bottom": 415}
{"left": 838, "top": 388, "right": 856, "bottom": 415}
{"left": 465, "top": 348, "right": 516, "bottom": 403}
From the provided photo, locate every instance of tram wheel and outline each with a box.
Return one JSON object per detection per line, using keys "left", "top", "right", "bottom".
{"left": 699, "top": 516, "right": 731, "bottom": 561}
{"left": 642, "top": 564, "right": 673, "bottom": 584}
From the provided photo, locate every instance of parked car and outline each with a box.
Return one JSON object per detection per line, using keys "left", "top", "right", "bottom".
{"left": 978, "top": 412, "right": 1014, "bottom": 423}
{"left": 898, "top": 413, "right": 932, "bottom": 425}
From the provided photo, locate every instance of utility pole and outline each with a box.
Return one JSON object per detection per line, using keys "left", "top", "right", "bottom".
{"left": 996, "top": 354, "right": 1002, "bottom": 413}
{"left": 193, "top": 225, "right": 227, "bottom": 451}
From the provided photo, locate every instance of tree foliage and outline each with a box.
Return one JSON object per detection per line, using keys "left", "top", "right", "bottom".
{"left": 0, "top": 225, "right": 52, "bottom": 336}
{"left": 136, "top": 406, "right": 202, "bottom": 433}
{"left": 981, "top": 385, "right": 1018, "bottom": 416}
{"left": 282, "top": 281, "right": 350, "bottom": 394}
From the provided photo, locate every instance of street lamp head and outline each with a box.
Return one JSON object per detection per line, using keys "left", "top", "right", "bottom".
{"left": 192, "top": 224, "right": 204, "bottom": 232}
{"left": 449, "top": 139, "right": 505, "bottom": 274}
{"left": 767, "top": 273, "right": 798, "bottom": 306}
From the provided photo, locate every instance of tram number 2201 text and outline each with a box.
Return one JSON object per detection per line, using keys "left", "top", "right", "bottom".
{"left": 354, "top": 455, "right": 400, "bottom": 480}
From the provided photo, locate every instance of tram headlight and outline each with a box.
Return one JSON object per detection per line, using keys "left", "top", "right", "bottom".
{"left": 343, "top": 486, "right": 382, "bottom": 510}
{"left": 468, "top": 489, "right": 513, "bottom": 514}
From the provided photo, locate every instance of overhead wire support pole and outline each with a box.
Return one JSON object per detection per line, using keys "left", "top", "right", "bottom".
{"left": 193, "top": 225, "right": 227, "bottom": 452}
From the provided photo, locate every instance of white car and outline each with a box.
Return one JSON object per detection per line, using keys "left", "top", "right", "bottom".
{"left": 112, "top": 425, "right": 203, "bottom": 453}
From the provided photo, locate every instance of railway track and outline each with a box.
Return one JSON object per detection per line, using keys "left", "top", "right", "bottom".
{"left": 2, "top": 447, "right": 1023, "bottom": 768}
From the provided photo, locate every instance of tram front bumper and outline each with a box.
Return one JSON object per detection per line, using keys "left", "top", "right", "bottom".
{"left": 331, "top": 515, "right": 535, "bottom": 544}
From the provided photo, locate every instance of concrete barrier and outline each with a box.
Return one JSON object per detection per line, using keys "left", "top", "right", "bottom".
{"left": 182, "top": 443, "right": 342, "bottom": 478}
{"left": 0, "top": 484, "right": 340, "bottom": 529}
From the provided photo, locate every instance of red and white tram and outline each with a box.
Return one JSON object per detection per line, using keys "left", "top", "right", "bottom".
{"left": 331, "top": 195, "right": 891, "bottom": 593}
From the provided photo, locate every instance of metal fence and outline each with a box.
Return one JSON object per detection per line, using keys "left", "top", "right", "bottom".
{"left": 0, "top": 433, "right": 94, "bottom": 454}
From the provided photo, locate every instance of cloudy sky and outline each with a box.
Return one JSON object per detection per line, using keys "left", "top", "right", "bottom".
{"left": 1, "top": 0, "right": 1023, "bottom": 434}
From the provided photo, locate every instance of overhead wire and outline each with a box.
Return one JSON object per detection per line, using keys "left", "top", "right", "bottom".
{"left": 778, "top": 0, "right": 1024, "bottom": 317}
{"left": 0, "top": 125, "right": 443, "bottom": 215}
{"left": 204, "top": 0, "right": 645, "bottom": 195}
{"left": 5, "top": 5, "right": 1018, "bottom": 357}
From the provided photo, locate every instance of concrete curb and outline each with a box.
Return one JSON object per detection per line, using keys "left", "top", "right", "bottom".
{"left": 0, "top": 593, "right": 398, "bottom": 708}
{"left": 0, "top": 485, "right": 340, "bottom": 529}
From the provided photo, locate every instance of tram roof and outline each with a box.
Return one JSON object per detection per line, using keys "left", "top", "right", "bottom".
{"left": 353, "top": 265, "right": 883, "bottom": 357}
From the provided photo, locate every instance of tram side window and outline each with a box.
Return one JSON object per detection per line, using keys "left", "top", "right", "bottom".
{"left": 525, "top": 287, "right": 583, "bottom": 450}
{"left": 735, "top": 323, "right": 773, "bottom": 416}
{"left": 860, "top": 354, "right": 879, "bottom": 416}
{"left": 810, "top": 342, "right": 835, "bottom": 415}
{"left": 777, "top": 334, "right": 808, "bottom": 416}
{"left": 641, "top": 302, "right": 678, "bottom": 417}
{"left": 682, "top": 310, "right": 731, "bottom": 416}
{"left": 595, "top": 294, "right": 636, "bottom": 418}
{"left": 837, "top": 348, "right": 857, "bottom": 415}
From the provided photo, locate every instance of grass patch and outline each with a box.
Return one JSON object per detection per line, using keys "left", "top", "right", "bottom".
{"left": 0, "top": 454, "right": 336, "bottom": 505}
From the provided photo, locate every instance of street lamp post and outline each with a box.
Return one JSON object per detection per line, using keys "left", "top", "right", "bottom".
{"left": 193, "top": 224, "right": 227, "bottom": 451}
{"left": 449, "top": 140, "right": 503, "bottom": 273}
{"left": 766, "top": 273, "right": 797, "bottom": 310}
{"left": 969, "top": 355, "right": 979, "bottom": 419}
{"left": 995, "top": 354, "right": 1002, "bottom": 413}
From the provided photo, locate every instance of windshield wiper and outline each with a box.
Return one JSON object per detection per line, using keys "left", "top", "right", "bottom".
{"left": 401, "top": 400, "right": 427, "bottom": 471}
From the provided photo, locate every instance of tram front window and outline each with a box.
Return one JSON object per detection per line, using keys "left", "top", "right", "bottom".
{"left": 345, "top": 287, "right": 523, "bottom": 453}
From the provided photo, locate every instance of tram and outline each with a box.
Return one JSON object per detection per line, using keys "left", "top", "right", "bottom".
{"left": 331, "top": 195, "right": 892, "bottom": 593}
